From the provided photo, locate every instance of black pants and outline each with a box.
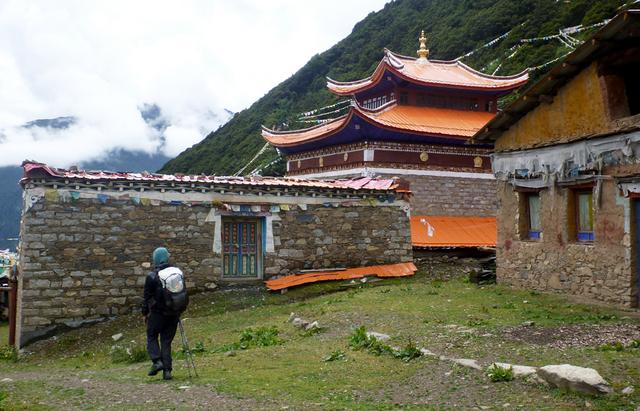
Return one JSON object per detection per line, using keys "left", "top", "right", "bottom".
{"left": 146, "top": 312, "right": 179, "bottom": 371}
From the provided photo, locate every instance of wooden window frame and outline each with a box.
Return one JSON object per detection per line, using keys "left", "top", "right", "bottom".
{"left": 516, "top": 188, "right": 542, "bottom": 241}
{"left": 525, "top": 192, "right": 542, "bottom": 240}
{"left": 568, "top": 186, "right": 595, "bottom": 243}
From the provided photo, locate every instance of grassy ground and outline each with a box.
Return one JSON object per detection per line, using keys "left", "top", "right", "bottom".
{"left": 1, "top": 260, "right": 639, "bottom": 410}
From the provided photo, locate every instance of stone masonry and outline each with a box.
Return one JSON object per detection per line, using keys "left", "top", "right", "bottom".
{"left": 398, "top": 174, "right": 496, "bottom": 217}
{"left": 17, "top": 182, "right": 412, "bottom": 346}
{"left": 496, "top": 177, "right": 637, "bottom": 308}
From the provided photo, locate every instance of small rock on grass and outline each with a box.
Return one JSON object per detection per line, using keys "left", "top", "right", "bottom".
{"left": 288, "top": 312, "right": 295, "bottom": 322}
{"left": 450, "top": 358, "right": 482, "bottom": 370}
{"left": 621, "top": 386, "right": 634, "bottom": 395}
{"left": 291, "top": 318, "right": 309, "bottom": 328}
{"left": 111, "top": 333, "right": 123, "bottom": 342}
{"left": 537, "top": 364, "right": 612, "bottom": 395}
{"left": 491, "top": 362, "right": 537, "bottom": 378}
{"left": 366, "top": 331, "right": 390, "bottom": 341}
{"left": 1, "top": 378, "right": 13, "bottom": 383}
{"left": 305, "top": 321, "right": 320, "bottom": 331}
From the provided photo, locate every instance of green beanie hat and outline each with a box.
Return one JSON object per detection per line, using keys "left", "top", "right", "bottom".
{"left": 152, "top": 247, "right": 170, "bottom": 267}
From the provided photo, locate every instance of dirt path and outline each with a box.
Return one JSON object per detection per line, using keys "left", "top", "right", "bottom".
{"left": 2, "top": 368, "right": 278, "bottom": 410}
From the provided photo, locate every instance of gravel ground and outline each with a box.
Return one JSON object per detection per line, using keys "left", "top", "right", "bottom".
{"left": 503, "top": 323, "right": 640, "bottom": 349}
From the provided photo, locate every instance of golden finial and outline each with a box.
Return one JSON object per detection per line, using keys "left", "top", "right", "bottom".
{"left": 417, "top": 30, "right": 429, "bottom": 61}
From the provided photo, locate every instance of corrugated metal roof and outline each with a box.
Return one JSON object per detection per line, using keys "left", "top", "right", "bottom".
{"left": 327, "top": 49, "right": 528, "bottom": 95}
{"left": 21, "top": 161, "right": 402, "bottom": 192}
{"left": 411, "top": 216, "right": 496, "bottom": 248}
{"left": 265, "top": 262, "right": 417, "bottom": 291}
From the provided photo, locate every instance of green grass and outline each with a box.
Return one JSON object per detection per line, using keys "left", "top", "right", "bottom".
{"left": 1, "top": 263, "right": 639, "bottom": 409}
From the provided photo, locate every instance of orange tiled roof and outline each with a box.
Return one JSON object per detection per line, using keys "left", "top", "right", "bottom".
{"left": 411, "top": 216, "right": 496, "bottom": 248}
{"left": 327, "top": 50, "right": 529, "bottom": 95}
{"left": 265, "top": 262, "right": 417, "bottom": 291}
{"left": 261, "top": 103, "right": 494, "bottom": 147}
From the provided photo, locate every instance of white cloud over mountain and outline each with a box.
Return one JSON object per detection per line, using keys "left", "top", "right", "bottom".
{"left": 0, "top": 0, "right": 387, "bottom": 167}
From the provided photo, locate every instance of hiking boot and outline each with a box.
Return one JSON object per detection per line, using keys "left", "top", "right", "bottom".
{"left": 148, "top": 360, "right": 164, "bottom": 376}
{"left": 163, "top": 369, "right": 172, "bottom": 380}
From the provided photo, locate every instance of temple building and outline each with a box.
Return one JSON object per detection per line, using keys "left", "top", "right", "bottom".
{"left": 262, "top": 32, "right": 528, "bottom": 219}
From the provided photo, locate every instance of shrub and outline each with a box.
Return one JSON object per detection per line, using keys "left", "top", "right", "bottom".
{"left": 393, "top": 341, "right": 423, "bottom": 362}
{"left": 215, "top": 326, "right": 283, "bottom": 352}
{"left": 110, "top": 343, "right": 148, "bottom": 364}
{"left": 348, "top": 326, "right": 421, "bottom": 361}
{"left": 598, "top": 342, "right": 625, "bottom": 352}
{"left": 487, "top": 364, "right": 514, "bottom": 382}
{"left": 323, "top": 350, "right": 346, "bottom": 362}
{"left": 629, "top": 339, "right": 640, "bottom": 349}
{"left": 0, "top": 346, "right": 18, "bottom": 362}
{"left": 239, "top": 326, "right": 282, "bottom": 349}
{"left": 348, "top": 326, "right": 370, "bottom": 350}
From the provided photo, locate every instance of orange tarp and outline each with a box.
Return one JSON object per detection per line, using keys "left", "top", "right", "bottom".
{"left": 265, "top": 262, "right": 417, "bottom": 291}
{"left": 411, "top": 216, "right": 496, "bottom": 248}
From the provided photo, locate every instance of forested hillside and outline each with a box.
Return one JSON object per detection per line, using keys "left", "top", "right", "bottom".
{"left": 162, "top": 0, "right": 625, "bottom": 176}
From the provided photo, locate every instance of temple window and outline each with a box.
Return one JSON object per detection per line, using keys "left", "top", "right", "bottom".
{"left": 399, "top": 92, "right": 409, "bottom": 105}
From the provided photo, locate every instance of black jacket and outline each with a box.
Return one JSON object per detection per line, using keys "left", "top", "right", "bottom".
{"left": 142, "top": 263, "right": 171, "bottom": 316}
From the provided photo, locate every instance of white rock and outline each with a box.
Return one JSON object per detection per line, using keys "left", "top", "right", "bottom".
{"left": 178, "top": 385, "right": 190, "bottom": 390}
{"left": 622, "top": 386, "right": 634, "bottom": 395}
{"left": 537, "top": 364, "right": 612, "bottom": 395}
{"left": 305, "top": 321, "right": 320, "bottom": 331}
{"left": 366, "top": 331, "right": 390, "bottom": 341}
{"left": 288, "top": 312, "right": 296, "bottom": 323}
{"left": 1, "top": 378, "right": 13, "bottom": 382}
{"left": 419, "top": 348, "right": 437, "bottom": 357}
{"left": 492, "top": 362, "right": 537, "bottom": 378}
{"left": 291, "top": 318, "right": 309, "bottom": 328}
{"left": 451, "top": 358, "right": 482, "bottom": 370}
{"left": 111, "top": 333, "right": 123, "bottom": 342}
{"left": 204, "top": 282, "right": 217, "bottom": 290}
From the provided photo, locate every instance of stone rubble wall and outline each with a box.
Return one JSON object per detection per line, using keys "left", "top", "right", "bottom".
{"left": 18, "top": 193, "right": 412, "bottom": 345}
{"left": 496, "top": 178, "right": 637, "bottom": 307}
{"left": 394, "top": 174, "right": 496, "bottom": 217}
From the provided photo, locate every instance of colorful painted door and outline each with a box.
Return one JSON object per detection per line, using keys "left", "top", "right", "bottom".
{"left": 222, "top": 219, "right": 260, "bottom": 277}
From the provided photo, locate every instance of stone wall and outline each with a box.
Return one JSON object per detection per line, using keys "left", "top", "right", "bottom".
{"left": 496, "top": 178, "right": 637, "bottom": 307}
{"left": 18, "top": 190, "right": 411, "bottom": 345}
{"left": 396, "top": 174, "right": 496, "bottom": 217}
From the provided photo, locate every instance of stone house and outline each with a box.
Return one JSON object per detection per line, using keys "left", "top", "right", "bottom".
{"left": 16, "top": 161, "right": 412, "bottom": 346}
{"left": 472, "top": 10, "right": 640, "bottom": 308}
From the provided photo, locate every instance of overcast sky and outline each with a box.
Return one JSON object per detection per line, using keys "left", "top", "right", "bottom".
{"left": 0, "top": 0, "right": 389, "bottom": 167}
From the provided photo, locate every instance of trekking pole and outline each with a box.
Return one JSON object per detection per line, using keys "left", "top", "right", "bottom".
{"left": 178, "top": 319, "right": 198, "bottom": 378}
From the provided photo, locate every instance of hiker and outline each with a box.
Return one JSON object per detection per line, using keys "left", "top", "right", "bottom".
{"left": 142, "top": 247, "right": 189, "bottom": 380}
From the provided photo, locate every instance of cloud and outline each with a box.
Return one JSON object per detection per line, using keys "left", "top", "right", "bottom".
{"left": 0, "top": 0, "right": 388, "bottom": 168}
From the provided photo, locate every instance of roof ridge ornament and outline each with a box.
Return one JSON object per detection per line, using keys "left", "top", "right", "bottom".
{"left": 417, "top": 30, "right": 429, "bottom": 62}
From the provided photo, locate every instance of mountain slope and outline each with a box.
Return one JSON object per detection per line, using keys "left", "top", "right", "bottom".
{"left": 160, "top": 0, "right": 624, "bottom": 176}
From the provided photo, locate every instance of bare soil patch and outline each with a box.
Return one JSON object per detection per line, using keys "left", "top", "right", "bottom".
{"left": 503, "top": 323, "right": 640, "bottom": 349}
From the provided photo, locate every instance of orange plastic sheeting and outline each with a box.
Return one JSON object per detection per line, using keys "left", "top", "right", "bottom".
{"left": 265, "top": 262, "right": 417, "bottom": 291}
{"left": 411, "top": 216, "right": 496, "bottom": 248}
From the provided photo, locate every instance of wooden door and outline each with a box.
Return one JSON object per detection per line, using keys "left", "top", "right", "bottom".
{"left": 222, "top": 219, "right": 261, "bottom": 278}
